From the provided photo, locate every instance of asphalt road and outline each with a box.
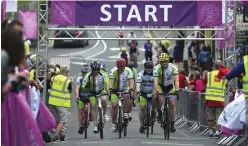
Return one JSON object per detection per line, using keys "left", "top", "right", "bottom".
{"left": 42, "top": 26, "right": 220, "bottom": 146}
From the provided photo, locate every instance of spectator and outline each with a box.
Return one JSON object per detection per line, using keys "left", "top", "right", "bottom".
{"left": 195, "top": 71, "right": 205, "bottom": 97}
{"left": 204, "top": 60, "right": 226, "bottom": 139}
{"left": 144, "top": 40, "right": 153, "bottom": 61}
{"left": 173, "top": 40, "right": 184, "bottom": 69}
{"left": 178, "top": 69, "right": 186, "bottom": 89}
{"left": 198, "top": 46, "right": 210, "bottom": 72}
{"left": 48, "top": 65, "right": 72, "bottom": 141}
{"left": 168, "top": 44, "right": 174, "bottom": 63}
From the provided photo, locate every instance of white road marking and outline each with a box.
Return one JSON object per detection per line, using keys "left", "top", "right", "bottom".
{"left": 85, "top": 27, "right": 107, "bottom": 59}
{"left": 108, "top": 55, "right": 119, "bottom": 59}
{"left": 58, "top": 27, "right": 100, "bottom": 57}
{"left": 76, "top": 141, "right": 109, "bottom": 145}
{"left": 141, "top": 142, "right": 204, "bottom": 146}
{"left": 109, "top": 47, "right": 145, "bottom": 52}
{"left": 86, "top": 58, "right": 144, "bottom": 64}
{"left": 71, "top": 62, "right": 89, "bottom": 65}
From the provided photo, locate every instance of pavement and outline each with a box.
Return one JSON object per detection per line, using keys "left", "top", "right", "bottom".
{"left": 40, "top": 26, "right": 220, "bottom": 146}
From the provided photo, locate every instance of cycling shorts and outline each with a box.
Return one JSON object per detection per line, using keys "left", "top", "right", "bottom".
{"left": 157, "top": 84, "right": 176, "bottom": 99}
{"left": 138, "top": 92, "right": 154, "bottom": 106}
{"left": 110, "top": 89, "right": 129, "bottom": 103}
{"left": 77, "top": 90, "right": 108, "bottom": 109}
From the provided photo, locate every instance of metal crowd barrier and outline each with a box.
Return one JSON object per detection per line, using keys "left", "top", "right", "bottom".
{"left": 175, "top": 90, "right": 248, "bottom": 146}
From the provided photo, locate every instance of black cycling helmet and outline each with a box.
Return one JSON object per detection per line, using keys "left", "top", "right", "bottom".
{"left": 144, "top": 61, "right": 153, "bottom": 69}
{"left": 90, "top": 61, "right": 100, "bottom": 72}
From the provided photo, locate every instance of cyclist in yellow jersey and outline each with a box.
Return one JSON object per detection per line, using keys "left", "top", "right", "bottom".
{"left": 81, "top": 61, "right": 109, "bottom": 133}
{"left": 153, "top": 53, "right": 180, "bottom": 133}
{"left": 109, "top": 58, "right": 134, "bottom": 132}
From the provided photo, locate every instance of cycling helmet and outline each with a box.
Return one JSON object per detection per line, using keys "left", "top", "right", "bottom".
{"left": 144, "top": 61, "right": 153, "bottom": 69}
{"left": 81, "top": 66, "right": 89, "bottom": 73}
{"left": 90, "top": 61, "right": 100, "bottom": 71}
{"left": 121, "top": 47, "right": 126, "bottom": 52}
{"left": 98, "top": 61, "right": 106, "bottom": 71}
{"left": 116, "top": 58, "right": 126, "bottom": 67}
{"left": 159, "top": 53, "right": 170, "bottom": 62}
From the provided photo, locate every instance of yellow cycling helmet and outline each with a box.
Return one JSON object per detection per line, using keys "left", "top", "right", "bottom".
{"left": 159, "top": 53, "right": 170, "bottom": 61}
{"left": 121, "top": 47, "right": 126, "bottom": 52}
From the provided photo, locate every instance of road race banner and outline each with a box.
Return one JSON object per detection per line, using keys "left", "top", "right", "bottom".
{"left": 51, "top": 1, "right": 222, "bottom": 26}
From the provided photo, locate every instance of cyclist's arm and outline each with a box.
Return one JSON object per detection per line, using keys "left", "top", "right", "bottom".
{"left": 127, "top": 68, "right": 134, "bottom": 89}
{"left": 154, "top": 76, "right": 160, "bottom": 93}
{"left": 103, "top": 74, "right": 109, "bottom": 91}
{"left": 109, "top": 79, "right": 114, "bottom": 89}
{"left": 109, "top": 68, "right": 115, "bottom": 89}
{"left": 173, "top": 64, "right": 180, "bottom": 90}
{"left": 75, "top": 76, "right": 82, "bottom": 97}
{"left": 153, "top": 67, "right": 160, "bottom": 93}
{"left": 136, "top": 73, "right": 142, "bottom": 93}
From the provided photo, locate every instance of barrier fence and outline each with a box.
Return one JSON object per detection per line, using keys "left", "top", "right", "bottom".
{"left": 175, "top": 90, "right": 248, "bottom": 146}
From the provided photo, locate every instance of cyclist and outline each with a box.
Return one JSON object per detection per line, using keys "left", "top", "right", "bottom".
{"left": 128, "top": 62, "right": 138, "bottom": 120}
{"left": 136, "top": 61, "right": 154, "bottom": 133}
{"left": 109, "top": 58, "right": 134, "bottom": 132}
{"left": 153, "top": 53, "right": 179, "bottom": 133}
{"left": 75, "top": 64, "right": 90, "bottom": 134}
{"left": 81, "top": 61, "right": 109, "bottom": 133}
{"left": 118, "top": 47, "right": 130, "bottom": 66}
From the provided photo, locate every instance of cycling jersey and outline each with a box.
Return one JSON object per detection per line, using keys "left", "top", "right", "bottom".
{"left": 153, "top": 63, "right": 179, "bottom": 93}
{"left": 81, "top": 71, "right": 108, "bottom": 94}
{"left": 109, "top": 67, "right": 133, "bottom": 91}
{"left": 130, "top": 68, "right": 138, "bottom": 84}
{"left": 100, "top": 69, "right": 110, "bottom": 87}
{"left": 136, "top": 70, "right": 154, "bottom": 94}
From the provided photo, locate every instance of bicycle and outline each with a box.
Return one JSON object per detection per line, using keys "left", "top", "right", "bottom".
{"left": 139, "top": 92, "right": 155, "bottom": 137}
{"left": 110, "top": 90, "right": 130, "bottom": 139}
{"left": 158, "top": 92, "right": 177, "bottom": 140}
{"left": 90, "top": 92, "right": 106, "bottom": 139}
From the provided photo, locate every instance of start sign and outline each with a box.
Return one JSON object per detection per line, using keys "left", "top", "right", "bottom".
{"left": 51, "top": 1, "right": 223, "bottom": 27}
{"left": 100, "top": 4, "right": 172, "bottom": 22}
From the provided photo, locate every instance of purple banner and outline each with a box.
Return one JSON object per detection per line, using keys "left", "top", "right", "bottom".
{"left": 51, "top": 1, "right": 222, "bottom": 26}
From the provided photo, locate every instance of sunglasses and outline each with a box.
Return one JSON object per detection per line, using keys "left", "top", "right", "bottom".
{"left": 160, "top": 61, "right": 169, "bottom": 63}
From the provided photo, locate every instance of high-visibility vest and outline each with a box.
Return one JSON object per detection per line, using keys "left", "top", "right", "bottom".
{"left": 243, "top": 55, "right": 248, "bottom": 99}
{"left": 205, "top": 70, "right": 227, "bottom": 102}
{"left": 56, "top": 67, "right": 60, "bottom": 74}
{"left": 49, "top": 75, "right": 71, "bottom": 107}
{"left": 29, "top": 69, "right": 35, "bottom": 80}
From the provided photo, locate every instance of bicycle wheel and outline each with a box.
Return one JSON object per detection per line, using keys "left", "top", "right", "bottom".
{"left": 163, "top": 108, "right": 170, "bottom": 140}
{"left": 118, "top": 106, "right": 122, "bottom": 139}
{"left": 146, "top": 103, "right": 150, "bottom": 137}
{"left": 151, "top": 107, "right": 154, "bottom": 135}
{"left": 84, "top": 109, "right": 88, "bottom": 139}
{"left": 123, "top": 123, "right": 127, "bottom": 137}
{"left": 98, "top": 107, "right": 104, "bottom": 139}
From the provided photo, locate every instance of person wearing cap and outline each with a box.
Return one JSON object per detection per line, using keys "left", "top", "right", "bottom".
{"left": 204, "top": 60, "right": 227, "bottom": 139}
{"left": 48, "top": 65, "right": 72, "bottom": 141}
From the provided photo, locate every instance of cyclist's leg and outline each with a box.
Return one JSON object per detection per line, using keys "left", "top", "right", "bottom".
{"left": 89, "top": 96, "right": 98, "bottom": 132}
{"left": 77, "top": 100, "right": 85, "bottom": 133}
{"left": 110, "top": 93, "right": 118, "bottom": 131}
{"left": 155, "top": 86, "right": 163, "bottom": 122}
{"left": 168, "top": 91, "right": 177, "bottom": 132}
{"left": 139, "top": 95, "right": 147, "bottom": 133}
{"left": 123, "top": 90, "right": 131, "bottom": 120}
{"left": 100, "top": 93, "right": 109, "bottom": 122}
{"left": 128, "top": 91, "right": 133, "bottom": 120}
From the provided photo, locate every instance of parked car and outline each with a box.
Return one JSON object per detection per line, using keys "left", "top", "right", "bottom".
{"left": 54, "top": 25, "right": 89, "bottom": 48}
